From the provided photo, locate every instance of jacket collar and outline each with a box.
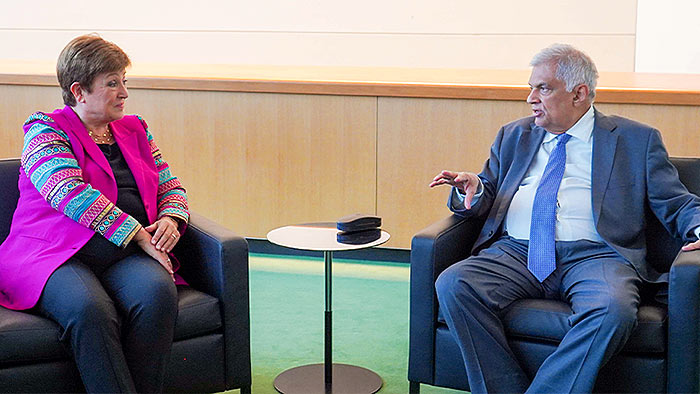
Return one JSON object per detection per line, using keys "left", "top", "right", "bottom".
{"left": 57, "top": 106, "right": 115, "bottom": 182}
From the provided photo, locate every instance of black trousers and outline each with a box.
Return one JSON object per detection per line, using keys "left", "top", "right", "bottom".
{"left": 35, "top": 235, "right": 178, "bottom": 393}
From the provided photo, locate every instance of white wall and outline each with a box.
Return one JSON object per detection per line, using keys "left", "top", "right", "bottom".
{"left": 0, "top": 0, "right": 637, "bottom": 71}
{"left": 636, "top": 0, "right": 700, "bottom": 73}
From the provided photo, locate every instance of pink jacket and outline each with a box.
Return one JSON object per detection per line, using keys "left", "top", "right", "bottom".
{"left": 0, "top": 106, "right": 188, "bottom": 310}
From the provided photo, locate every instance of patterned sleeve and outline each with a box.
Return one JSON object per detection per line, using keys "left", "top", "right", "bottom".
{"left": 139, "top": 117, "right": 189, "bottom": 225}
{"left": 21, "top": 112, "right": 142, "bottom": 247}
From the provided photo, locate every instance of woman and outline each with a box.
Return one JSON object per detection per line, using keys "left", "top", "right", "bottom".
{"left": 0, "top": 34, "right": 188, "bottom": 393}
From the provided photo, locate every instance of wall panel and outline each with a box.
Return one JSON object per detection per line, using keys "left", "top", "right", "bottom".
{"left": 127, "top": 90, "right": 378, "bottom": 238}
{"left": 376, "top": 97, "right": 531, "bottom": 247}
{"left": 3, "top": 76, "right": 700, "bottom": 249}
{"left": 0, "top": 31, "right": 635, "bottom": 71}
{"left": 0, "top": 0, "right": 636, "bottom": 70}
{"left": 0, "top": 85, "right": 378, "bottom": 240}
{"left": 0, "top": 85, "right": 63, "bottom": 159}
{"left": 636, "top": 0, "right": 700, "bottom": 73}
{"left": 0, "top": 1, "right": 635, "bottom": 34}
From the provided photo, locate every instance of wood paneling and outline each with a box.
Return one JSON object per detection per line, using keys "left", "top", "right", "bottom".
{"left": 5, "top": 63, "right": 700, "bottom": 105}
{"left": 0, "top": 85, "right": 377, "bottom": 239}
{"left": 126, "top": 90, "right": 377, "bottom": 238}
{"left": 376, "top": 97, "right": 531, "bottom": 247}
{"left": 0, "top": 85, "right": 63, "bottom": 159}
{"left": 3, "top": 73, "right": 700, "bottom": 249}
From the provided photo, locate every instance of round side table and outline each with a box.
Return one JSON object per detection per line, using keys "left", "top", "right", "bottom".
{"left": 267, "top": 222, "right": 390, "bottom": 394}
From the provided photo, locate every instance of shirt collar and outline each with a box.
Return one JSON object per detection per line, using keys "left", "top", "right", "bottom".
{"left": 543, "top": 105, "right": 595, "bottom": 144}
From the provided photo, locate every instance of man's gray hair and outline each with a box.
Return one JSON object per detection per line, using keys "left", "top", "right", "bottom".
{"left": 530, "top": 43, "right": 599, "bottom": 100}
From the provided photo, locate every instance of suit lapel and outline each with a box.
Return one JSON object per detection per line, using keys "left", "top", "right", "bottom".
{"left": 112, "top": 121, "right": 145, "bottom": 190}
{"left": 112, "top": 118, "right": 159, "bottom": 224}
{"left": 591, "top": 110, "right": 618, "bottom": 224}
{"left": 494, "top": 123, "right": 546, "bottom": 221}
{"left": 112, "top": 121, "right": 149, "bottom": 209}
{"left": 55, "top": 106, "right": 115, "bottom": 183}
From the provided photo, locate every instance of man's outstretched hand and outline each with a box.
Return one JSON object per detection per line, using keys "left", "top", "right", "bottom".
{"left": 430, "top": 170, "right": 480, "bottom": 209}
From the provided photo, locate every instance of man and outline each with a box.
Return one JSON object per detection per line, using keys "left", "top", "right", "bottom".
{"left": 429, "top": 43, "right": 700, "bottom": 393}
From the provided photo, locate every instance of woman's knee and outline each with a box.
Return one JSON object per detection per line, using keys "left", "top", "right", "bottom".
{"left": 153, "top": 279, "right": 178, "bottom": 313}
{"left": 42, "top": 264, "right": 120, "bottom": 329}
{"left": 65, "top": 296, "right": 120, "bottom": 331}
{"left": 135, "top": 277, "right": 178, "bottom": 316}
{"left": 113, "top": 258, "right": 177, "bottom": 306}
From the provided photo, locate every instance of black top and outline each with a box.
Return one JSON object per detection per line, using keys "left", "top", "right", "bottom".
{"left": 97, "top": 143, "right": 149, "bottom": 226}
{"left": 75, "top": 143, "right": 150, "bottom": 271}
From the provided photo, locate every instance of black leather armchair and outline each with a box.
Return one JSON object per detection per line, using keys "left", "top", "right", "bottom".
{"left": 0, "top": 158, "right": 252, "bottom": 393}
{"left": 408, "top": 157, "right": 700, "bottom": 393}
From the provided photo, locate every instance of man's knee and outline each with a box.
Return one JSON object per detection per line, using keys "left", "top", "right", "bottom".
{"left": 435, "top": 263, "right": 483, "bottom": 308}
{"left": 604, "top": 296, "right": 638, "bottom": 331}
{"left": 435, "top": 264, "right": 461, "bottom": 301}
{"left": 575, "top": 294, "right": 638, "bottom": 334}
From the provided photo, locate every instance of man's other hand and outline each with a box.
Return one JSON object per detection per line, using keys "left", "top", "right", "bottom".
{"left": 682, "top": 239, "right": 700, "bottom": 252}
{"left": 430, "top": 170, "right": 480, "bottom": 209}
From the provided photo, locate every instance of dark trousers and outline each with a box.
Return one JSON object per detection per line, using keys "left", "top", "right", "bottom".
{"left": 35, "top": 236, "right": 178, "bottom": 393}
{"left": 435, "top": 236, "right": 641, "bottom": 394}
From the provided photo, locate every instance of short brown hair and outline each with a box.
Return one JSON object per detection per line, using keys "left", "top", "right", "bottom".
{"left": 57, "top": 34, "right": 131, "bottom": 106}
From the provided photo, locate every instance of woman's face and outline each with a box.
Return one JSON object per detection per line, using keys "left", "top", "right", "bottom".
{"left": 81, "top": 70, "right": 128, "bottom": 124}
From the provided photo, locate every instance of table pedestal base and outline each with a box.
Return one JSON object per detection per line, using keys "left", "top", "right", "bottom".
{"left": 274, "top": 363, "right": 382, "bottom": 394}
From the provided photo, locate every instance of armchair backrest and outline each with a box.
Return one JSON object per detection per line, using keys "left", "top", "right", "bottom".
{"left": 645, "top": 157, "right": 700, "bottom": 274}
{"left": 0, "top": 158, "right": 20, "bottom": 245}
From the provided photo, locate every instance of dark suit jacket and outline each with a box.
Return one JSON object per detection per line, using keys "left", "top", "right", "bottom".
{"left": 449, "top": 109, "right": 700, "bottom": 282}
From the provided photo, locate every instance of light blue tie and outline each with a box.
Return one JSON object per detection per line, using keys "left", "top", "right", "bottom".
{"left": 528, "top": 133, "right": 572, "bottom": 282}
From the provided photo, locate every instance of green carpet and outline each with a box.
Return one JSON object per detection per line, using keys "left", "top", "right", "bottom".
{"left": 223, "top": 253, "right": 464, "bottom": 394}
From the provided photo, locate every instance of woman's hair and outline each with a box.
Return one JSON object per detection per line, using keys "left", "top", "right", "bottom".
{"left": 57, "top": 34, "right": 131, "bottom": 106}
{"left": 530, "top": 43, "right": 598, "bottom": 100}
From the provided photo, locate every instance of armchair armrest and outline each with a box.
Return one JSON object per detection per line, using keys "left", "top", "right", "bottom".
{"left": 408, "top": 214, "right": 483, "bottom": 384}
{"left": 174, "top": 212, "right": 250, "bottom": 390}
{"left": 668, "top": 249, "right": 700, "bottom": 394}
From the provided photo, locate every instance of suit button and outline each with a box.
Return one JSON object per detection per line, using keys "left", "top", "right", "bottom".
{"left": 488, "top": 230, "right": 494, "bottom": 237}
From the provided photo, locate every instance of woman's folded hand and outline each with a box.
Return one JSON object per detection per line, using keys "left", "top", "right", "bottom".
{"left": 133, "top": 227, "right": 175, "bottom": 281}
{"left": 145, "top": 217, "right": 180, "bottom": 253}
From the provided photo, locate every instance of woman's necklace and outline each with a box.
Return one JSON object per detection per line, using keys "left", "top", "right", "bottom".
{"left": 88, "top": 126, "right": 114, "bottom": 144}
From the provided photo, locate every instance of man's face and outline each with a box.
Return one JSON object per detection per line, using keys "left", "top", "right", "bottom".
{"left": 527, "top": 62, "right": 580, "bottom": 134}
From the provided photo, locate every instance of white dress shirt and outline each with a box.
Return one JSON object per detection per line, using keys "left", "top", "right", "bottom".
{"left": 454, "top": 105, "right": 603, "bottom": 242}
{"left": 504, "top": 106, "right": 601, "bottom": 241}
